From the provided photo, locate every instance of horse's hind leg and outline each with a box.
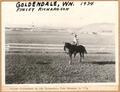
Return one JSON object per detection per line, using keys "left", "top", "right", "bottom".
{"left": 82, "top": 53, "right": 84, "bottom": 59}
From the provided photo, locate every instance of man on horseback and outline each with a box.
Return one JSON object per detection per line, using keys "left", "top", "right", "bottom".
{"left": 64, "top": 32, "right": 87, "bottom": 64}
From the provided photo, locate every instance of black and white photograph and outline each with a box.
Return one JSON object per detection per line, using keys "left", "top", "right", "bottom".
{"left": 1, "top": 1, "right": 119, "bottom": 91}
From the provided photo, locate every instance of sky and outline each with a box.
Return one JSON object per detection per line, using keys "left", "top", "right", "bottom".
{"left": 2, "top": 1, "right": 118, "bottom": 28}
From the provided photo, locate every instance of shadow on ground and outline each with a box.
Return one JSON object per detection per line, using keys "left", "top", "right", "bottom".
{"left": 82, "top": 61, "right": 115, "bottom": 65}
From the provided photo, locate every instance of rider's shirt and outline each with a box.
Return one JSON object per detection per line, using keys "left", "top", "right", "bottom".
{"left": 73, "top": 36, "right": 79, "bottom": 45}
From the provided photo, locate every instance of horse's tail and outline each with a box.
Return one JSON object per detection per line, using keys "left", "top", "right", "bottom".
{"left": 64, "top": 46, "right": 66, "bottom": 51}
{"left": 84, "top": 48, "right": 87, "bottom": 54}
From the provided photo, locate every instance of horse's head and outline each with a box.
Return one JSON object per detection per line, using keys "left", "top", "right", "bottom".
{"left": 64, "top": 42, "right": 71, "bottom": 54}
{"left": 64, "top": 42, "right": 71, "bottom": 48}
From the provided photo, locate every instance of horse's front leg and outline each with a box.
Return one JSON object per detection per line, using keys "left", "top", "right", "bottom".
{"left": 79, "top": 53, "right": 82, "bottom": 62}
{"left": 69, "top": 53, "right": 72, "bottom": 64}
{"left": 74, "top": 52, "right": 77, "bottom": 58}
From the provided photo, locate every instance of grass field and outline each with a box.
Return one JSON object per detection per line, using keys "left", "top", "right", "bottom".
{"left": 6, "top": 53, "right": 115, "bottom": 84}
{"left": 5, "top": 28, "right": 116, "bottom": 84}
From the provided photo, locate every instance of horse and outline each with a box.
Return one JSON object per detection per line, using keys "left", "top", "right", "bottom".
{"left": 64, "top": 42, "right": 87, "bottom": 64}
